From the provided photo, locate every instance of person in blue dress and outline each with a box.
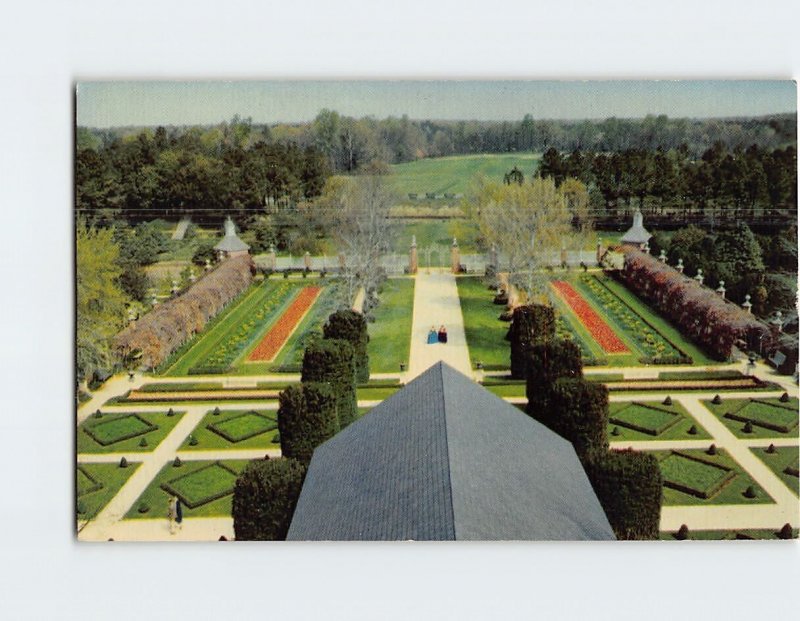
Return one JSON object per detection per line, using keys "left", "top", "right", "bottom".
{"left": 427, "top": 326, "right": 438, "bottom": 344}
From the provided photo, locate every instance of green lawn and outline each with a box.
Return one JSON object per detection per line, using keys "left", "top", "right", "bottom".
{"left": 357, "top": 387, "right": 401, "bottom": 401}
{"left": 456, "top": 276, "right": 510, "bottom": 370}
{"left": 702, "top": 397, "right": 799, "bottom": 439}
{"left": 367, "top": 277, "right": 415, "bottom": 373}
{"left": 77, "top": 462, "right": 140, "bottom": 520}
{"left": 180, "top": 409, "right": 279, "bottom": 451}
{"left": 78, "top": 410, "right": 185, "bottom": 454}
{"left": 650, "top": 448, "right": 773, "bottom": 506}
{"left": 391, "top": 219, "right": 480, "bottom": 263}
{"left": 125, "top": 459, "right": 250, "bottom": 519}
{"left": 750, "top": 445, "right": 799, "bottom": 496}
{"left": 390, "top": 153, "right": 541, "bottom": 197}
{"left": 608, "top": 401, "right": 711, "bottom": 441}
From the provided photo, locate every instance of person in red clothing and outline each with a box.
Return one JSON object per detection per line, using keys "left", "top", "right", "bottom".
{"left": 437, "top": 325, "right": 448, "bottom": 344}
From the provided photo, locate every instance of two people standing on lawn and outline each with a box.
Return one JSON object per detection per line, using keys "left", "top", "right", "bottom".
{"left": 427, "top": 325, "right": 448, "bottom": 344}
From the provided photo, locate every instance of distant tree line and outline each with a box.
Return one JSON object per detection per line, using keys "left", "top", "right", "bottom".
{"left": 80, "top": 111, "right": 796, "bottom": 175}
{"left": 537, "top": 143, "right": 797, "bottom": 229}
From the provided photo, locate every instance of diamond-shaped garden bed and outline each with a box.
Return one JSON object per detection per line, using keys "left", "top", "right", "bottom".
{"left": 83, "top": 414, "right": 158, "bottom": 446}
{"left": 609, "top": 402, "right": 681, "bottom": 436}
{"left": 77, "top": 465, "right": 103, "bottom": 496}
{"left": 659, "top": 451, "right": 735, "bottom": 499}
{"left": 206, "top": 411, "right": 276, "bottom": 443}
{"left": 724, "top": 399, "right": 798, "bottom": 434}
{"left": 160, "top": 461, "right": 239, "bottom": 508}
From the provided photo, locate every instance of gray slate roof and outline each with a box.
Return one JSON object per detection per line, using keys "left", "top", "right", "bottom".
{"left": 286, "top": 362, "right": 615, "bottom": 541}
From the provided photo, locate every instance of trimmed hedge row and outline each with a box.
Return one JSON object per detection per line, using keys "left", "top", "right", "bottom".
{"left": 278, "top": 383, "right": 339, "bottom": 465}
{"left": 583, "top": 449, "right": 663, "bottom": 540}
{"left": 232, "top": 457, "right": 306, "bottom": 541}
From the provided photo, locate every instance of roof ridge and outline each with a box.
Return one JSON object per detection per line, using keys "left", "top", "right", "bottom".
{"left": 437, "top": 362, "right": 458, "bottom": 541}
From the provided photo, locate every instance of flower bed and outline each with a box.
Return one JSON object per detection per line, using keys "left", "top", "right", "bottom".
{"left": 187, "top": 281, "right": 296, "bottom": 374}
{"left": 248, "top": 286, "right": 322, "bottom": 362}
{"left": 551, "top": 281, "right": 629, "bottom": 354}
{"left": 579, "top": 274, "right": 691, "bottom": 364}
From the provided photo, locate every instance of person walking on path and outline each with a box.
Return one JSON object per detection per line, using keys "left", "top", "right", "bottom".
{"left": 427, "top": 327, "right": 438, "bottom": 344}
{"left": 438, "top": 325, "right": 448, "bottom": 344}
{"left": 168, "top": 496, "right": 178, "bottom": 534}
{"left": 175, "top": 497, "right": 183, "bottom": 531}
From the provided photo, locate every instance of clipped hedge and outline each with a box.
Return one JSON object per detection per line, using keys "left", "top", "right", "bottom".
{"left": 278, "top": 383, "right": 339, "bottom": 465}
{"left": 323, "top": 309, "right": 370, "bottom": 384}
{"left": 301, "top": 338, "right": 358, "bottom": 428}
{"left": 527, "top": 377, "right": 609, "bottom": 459}
{"left": 583, "top": 449, "right": 663, "bottom": 540}
{"left": 232, "top": 457, "right": 306, "bottom": 541}
{"left": 507, "top": 304, "right": 556, "bottom": 379}
{"left": 525, "top": 339, "right": 583, "bottom": 400}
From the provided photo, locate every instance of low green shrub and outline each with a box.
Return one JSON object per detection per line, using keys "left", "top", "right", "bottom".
{"left": 189, "top": 436, "right": 199, "bottom": 446}
{"left": 779, "top": 523, "right": 794, "bottom": 539}
{"left": 137, "top": 503, "right": 149, "bottom": 514}
{"left": 662, "top": 396, "right": 672, "bottom": 406}
{"left": 119, "top": 457, "right": 128, "bottom": 468}
{"left": 780, "top": 392, "right": 790, "bottom": 403}
{"left": 173, "top": 457, "right": 182, "bottom": 467}
{"left": 688, "top": 425, "right": 698, "bottom": 435}
{"left": 744, "top": 485, "right": 757, "bottom": 499}
{"left": 139, "top": 437, "right": 148, "bottom": 448}
{"left": 712, "top": 395, "right": 722, "bottom": 405}
{"left": 707, "top": 444, "right": 717, "bottom": 455}
{"left": 676, "top": 524, "right": 689, "bottom": 540}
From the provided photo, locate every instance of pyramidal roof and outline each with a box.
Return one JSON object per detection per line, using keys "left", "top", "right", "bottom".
{"left": 286, "top": 362, "right": 615, "bottom": 541}
{"left": 621, "top": 209, "right": 652, "bottom": 245}
{"left": 214, "top": 217, "right": 250, "bottom": 253}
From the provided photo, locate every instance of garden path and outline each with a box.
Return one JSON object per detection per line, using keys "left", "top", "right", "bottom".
{"left": 407, "top": 270, "right": 472, "bottom": 379}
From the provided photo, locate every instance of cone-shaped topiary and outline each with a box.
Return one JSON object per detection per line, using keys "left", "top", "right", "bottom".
{"left": 137, "top": 503, "right": 149, "bottom": 514}
{"left": 707, "top": 443, "right": 717, "bottom": 455}
{"left": 94, "top": 410, "right": 103, "bottom": 418}
{"left": 167, "top": 408, "right": 175, "bottom": 417}
{"left": 213, "top": 407, "right": 221, "bottom": 416}
{"left": 189, "top": 435, "right": 198, "bottom": 446}
{"left": 676, "top": 524, "right": 689, "bottom": 540}
{"left": 173, "top": 456, "right": 182, "bottom": 467}
{"left": 611, "top": 426, "right": 620, "bottom": 436}
{"left": 662, "top": 396, "right": 672, "bottom": 406}
{"left": 743, "top": 421, "right": 754, "bottom": 433}
{"left": 778, "top": 523, "right": 794, "bottom": 539}
{"left": 119, "top": 457, "right": 128, "bottom": 468}
{"left": 139, "top": 437, "right": 148, "bottom": 448}
{"left": 743, "top": 485, "right": 757, "bottom": 499}
{"left": 688, "top": 425, "right": 698, "bottom": 435}
{"left": 766, "top": 443, "right": 776, "bottom": 454}
{"left": 712, "top": 395, "right": 722, "bottom": 405}
{"left": 779, "top": 392, "right": 790, "bottom": 403}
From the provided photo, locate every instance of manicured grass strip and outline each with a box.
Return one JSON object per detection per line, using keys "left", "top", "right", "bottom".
{"left": 750, "top": 445, "right": 799, "bottom": 496}
{"left": 484, "top": 384, "right": 527, "bottom": 398}
{"left": 648, "top": 448, "right": 772, "bottom": 506}
{"left": 659, "top": 451, "right": 735, "bottom": 498}
{"left": 608, "top": 401, "right": 711, "bottom": 441}
{"left": 703, "top": 396, "right": 799, "bottom": 439}
{"left": 595, "top": 274, "right": 718, "bottom": 365}
{"left": 248, "top": 286, "right": 322, "bottom": 362}
{"left": 77, "top": 462, "right": 140, "bottom": 520}
{"left": 161, "top": 461, "right": 239, "bottom": 509}
{"left": 551, "top": 281, "right": 629, "bottom": 353}
{"left": 125, "top": 459, "right": 250, "bottom": 519}
{"left": 207, "top": 411, "right": 277, "bottom": 443}
{"left": 181, "top": 409, "right": 280, "bottom": 451}
{"left": 456, "top": 276, "right": 510, "bottom": 370}
{"left": 357, "top": 387, "right": 401, "bottom": 401}
{"left": 367, "top": 278, "right": 415, "bottom": 373}
{"left": 78, "top": 411, "right": 185, "bottom": 454}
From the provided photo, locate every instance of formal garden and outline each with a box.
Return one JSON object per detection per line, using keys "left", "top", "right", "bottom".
{"left": 703, "top": 395, "right": 800, "bottom": 439}
{"left": 77, "top": 462, "right": 140, "bottom": 520}
{"left": 750, "top": 445, "right": 799, "bottom": 495}
{"left": 651, "top": 448, "right": 772, "bottom": 506}
{"left": 77, "top": 410, "right": 185, "bottom": 454}
{"left": 180, "top": 408, "right": 280, "bottom": 451}
{"left": 608, "top": 400, "right": 711, "bottom": 441}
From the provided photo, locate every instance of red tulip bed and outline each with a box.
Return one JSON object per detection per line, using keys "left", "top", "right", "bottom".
{"left": 247, "top": 287, "right": 322, "bottom": 362}
{"left": 551, "top": 281, "right": 630, "bottom": 354}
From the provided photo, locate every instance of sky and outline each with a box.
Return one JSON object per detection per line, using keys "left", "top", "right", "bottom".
{"left": 76, "top": 80, "right": 796, "bottom": 128}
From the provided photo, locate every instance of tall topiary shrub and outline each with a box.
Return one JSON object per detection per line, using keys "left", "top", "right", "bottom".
{"left": 583, "top": 449, "right": 663, "bottom": 540}
{"left": 232, "top": 457, "right": 306, "bottom": 541}
{"left": 507, "top": 304, "right": 557, "bottom": 379}
{"left": 528, "top": 377, "right": 609, "bottom": 459}
{"left": 323, "top": 309, "right": 370, "bottom": 384}
{"left": 278, "top": 383, "right": 339, "bottom": 465}
{"left": 525, "top": 339, "right": 583, "bottom": 406}
{"left": 301, "top": 338, "right": 358, "bottom": 428}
